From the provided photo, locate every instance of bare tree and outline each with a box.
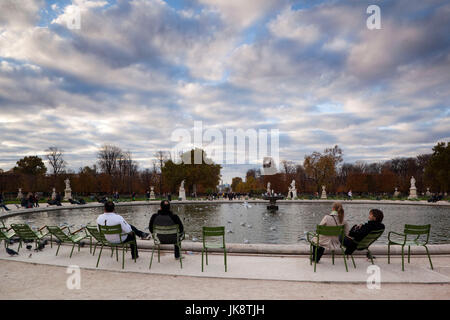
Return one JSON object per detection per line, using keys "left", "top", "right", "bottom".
{"left": 97, "top": 144, "right": 123, "bottom": 175}
{"left": 45, "top": 146, "right": 67, "bottom": 176}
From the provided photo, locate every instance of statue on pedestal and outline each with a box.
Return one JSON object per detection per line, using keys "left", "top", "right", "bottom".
{"left": 320, "top": 185, "right": 327, "bottom": 199}
{"left": 288, "top": 180, "right": 297, "bottom": 199}
{"left": 51, "top": 188, "right": 56, "bottom": 200}
{"left": 17, "top": 188, "right": 23, "bottom": 199}
{"left": 64, "top": 178, "right": 72, "bottom": 200}
{"left": 408, "top": 176, "right": 418, "bottom": 199}
{"left": 394, "top": 187, "right": 400, "bottom": 197}
{"left": 179, "top": 180, "right": 186, "bottom": 201}
{"left": 150, "top": 186, "right": 155, "bottom": 199}
{"left": 266, "top": 182, "right": 271, "bottom": 195}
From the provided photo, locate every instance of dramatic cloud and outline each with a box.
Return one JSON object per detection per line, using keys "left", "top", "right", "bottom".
{"left": 0, "top": 0, "right": 449, "bottom": 183}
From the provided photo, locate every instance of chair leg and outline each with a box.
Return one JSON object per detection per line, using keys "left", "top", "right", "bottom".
{"left": 50, "top": 235, "right": 53, "bottom": 248}
{"left": 224, "top": 248, "right": 227, "bottom": 272}
{"left": 89, "top": 237, "right": 92, "bottom": 254}
{"left": 368, "top": 250, "right": 374, "bottom": 265}
{"left": 388, "top": 243, "right": 391, "bottom": 264}
{"left": 122, "top": 246, "right": 125, "bottom": 269}
{"left": 401, "top": 246, "right": 405, "bottom": 271}
{"left": 424, "top": 245, "right": 433, "bottom": 270}
{"left": 179, "top": 244, "right": 182, "bottom": 269}
{"left": 56, "top": 243, "right": 61, "bottom": 256}
{"left": 149, "top": 246, "right": 155, "bottom": 269}
{"left": 78, "top": 243, "right": 80, "bottom": 252}
{"left": 332, "top": 251, "right": 335, "bottom": 265}
{"left": 111, "top": 247, "right": 114, "bottom": 258}
{"left": 351, "top": 255, "right": 356, "bottom": 268}
{"left": 70, "top": 243, "right": 75, "bottom": 258}
{"left": 408, "top": 246, "right": 411, "bottom": 263}
{"left": 201, "top": 249, "right": 204, "bottom": 272}
{"left": 342, "top": 248, "right": 348, "bottom": 272}
{"left": 309, "top": 244, "right": 312, "bottom": 265}
{"left": 96, "top": 245, "right": 104, "bottom": 268}
{"left": 93, "top": 243, "right": 97, "bottom": 256}
{"left": 158, "top": 245, "right": 160, "bottom": 263}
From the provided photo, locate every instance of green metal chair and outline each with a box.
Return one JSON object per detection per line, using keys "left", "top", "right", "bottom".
{"left": 46, "top": 226, "right": 88, "bottom": 258}
{"left": 10, "top": 224, "right": 50, "bottom": 252}
{"left": 307, "top": 225, "right": 348, "bottom": 272}
{"left": 0, "top": 226, "right": 16, "bottom": 249}
{"left": 388, "top": 224, "right": 433, "bottom": 271}
{"left": 202, "top": 226, "right": 227, "bottom": 272}
{"left": 96, "top": 224, "right": 137, "bottom": 269}
{"left": 149, "top": 225, "right": 183, "bottom": 269}
{"left": 344, "top": 229, "right": 384, "bottom": 268}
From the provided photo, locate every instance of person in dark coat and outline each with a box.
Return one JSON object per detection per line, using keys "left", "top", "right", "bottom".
{"left": 149, "top": 200, "right": 184, "bottom": 259}
{"left": 340, "top": 209, "right": 385, "bottom": 255}
{"left": 0, "top": 192, "right": 10, "bottom": 211}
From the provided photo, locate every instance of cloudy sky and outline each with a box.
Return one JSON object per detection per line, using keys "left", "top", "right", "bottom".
{"left": 0, "top": 0, "right": 449, "bottom": 183}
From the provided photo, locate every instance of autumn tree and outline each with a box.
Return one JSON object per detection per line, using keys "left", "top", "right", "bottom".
{"left": 424, "top": 142, "right": 450, "bottom": 192}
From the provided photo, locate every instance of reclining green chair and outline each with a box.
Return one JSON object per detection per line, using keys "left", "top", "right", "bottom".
{"left": 388, "top": 224, "right": 433, "bottom": 271}
{"left": 46, "top": 226, "right": 88, "bottom": 258}
{"left": 10, "top": 224, "right": 50, "bottom": 252}
{"left": 149, "top": 225, "right": 183, "bottom": 269}
{"left": 202, "top": 226, "right": 227, "bottom": 272}
{"left": 344, "top": 229, "right": 384, "bottom": 268}
{"left": 0, "top": 224, "right": 16, "bottom": 249}
{"left": 95, "top": 224, "right": 137, "bottom": 269}
{"left": 307, "top": 225, "right": 348, "bottom": 272}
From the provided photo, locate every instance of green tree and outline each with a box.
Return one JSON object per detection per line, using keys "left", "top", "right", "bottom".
{"left": 424, "top": 142, "right": 450, "bottom": 192}
{"left": 13, "top": 156, "right": 47, "bottom": 175}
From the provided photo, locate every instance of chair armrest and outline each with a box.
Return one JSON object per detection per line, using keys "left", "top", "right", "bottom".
{"left": 388, "top": 231, "right": 406, "bottom": 244}
{"left": 72, "top": 228, "right": 84, "bottom": 234}
{"left": 306, "top": 232, "right": 317, "bottom": 243}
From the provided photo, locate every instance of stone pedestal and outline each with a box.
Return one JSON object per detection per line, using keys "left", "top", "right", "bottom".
{"left": 320, "top": 185, "right": 327, "bottom": 199}
{"left": 393, "top": 187, "right": 400, "bottom": 197}
{"left": 408, "top": 187, "right": 418, "bottom": 199}
{"left": 288, "top": 189, "right": 297, "bottom": 199}
{"left": 64, "top": 188, "right": 72, "bottom": 200}
{"left": 426, "top": 188, "right": 431, "bottom": 197}
{"left": 17, "top": 188, "right": 23, "bottom": 199}
{"left": 178, "top": 189, "right": 186, "bottom": 201}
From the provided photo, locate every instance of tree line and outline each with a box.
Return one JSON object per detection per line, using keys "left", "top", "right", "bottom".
{"left": 0, "top": 142, "right": 448, "bottom": 198}
{"left": 231, "top": 142, "right": 449, "bottom": 196}
{"left": 0, "top": 145, "right": 221, "bottom": 198}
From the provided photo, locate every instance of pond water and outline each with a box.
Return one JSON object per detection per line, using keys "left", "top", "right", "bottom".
{"left": 2, "top": 203, "right": 450, "bottom": 244}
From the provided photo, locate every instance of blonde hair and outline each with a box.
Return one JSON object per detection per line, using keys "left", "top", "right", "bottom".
{"left": 332, "top": 202, "right": 344, "bottom": 224}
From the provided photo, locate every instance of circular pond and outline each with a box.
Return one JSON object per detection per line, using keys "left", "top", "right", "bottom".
{"left": 2, "top": 203, "right": 449, "bottom": 244}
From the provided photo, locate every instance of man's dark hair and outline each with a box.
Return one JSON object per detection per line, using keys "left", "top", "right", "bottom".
{"left": 370, "top": 209, "right": 384, "bottom": 222}
{"left": 160, "top": 200, "right": 170, "bottom": 211}
{"left": 104, "top": 201, "right": 115, "bottom": 213}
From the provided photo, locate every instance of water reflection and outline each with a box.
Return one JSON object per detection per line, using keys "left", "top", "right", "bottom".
{"left": 3, "top": 203, "right": 450, "bottom": 244}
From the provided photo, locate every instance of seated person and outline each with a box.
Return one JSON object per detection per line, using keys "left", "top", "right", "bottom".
{"left": 96, "top": 201, "right": 149, "bottom": 259}
{"left": 311, "top": 202, "right": 349, "bottom": 263}
{"left": 340, "top": 209, "right": 385, "bottom": 256}
{"left": 0, "top": 192, "right": 10, "bottom": 211}
{"left": 149, "top": 200, "right": 184, "bottom": 259}
{"left": 21, "top": 194, "right": 32, "bottom": 208}
{"left": 47, "top": 192, "right": 62, "bottom": 206}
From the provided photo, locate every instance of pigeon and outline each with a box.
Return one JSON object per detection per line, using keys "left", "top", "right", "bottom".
{"left": 35, "top": 241, "right": 46, "bottom": 251}
{"left": 6, "top": 247, "right": 18, "bottom": 256}
{"left": 28, "top": 253, "right": 32, "bottom": 258}
{"left": 247, "top": 224, "right": 253, "bottom": 228}
{"left": 191, "top": 237, "right": 199, "bottom": 242}
{"left": 227, "top": 230, "right": 233, "bottom": 234}
{"left": 270, "top": 226, "right": 277, "bottom": 231}
{"left": 227, "top": 220, "right": 232, "bottom": 224}
{"left": 243, "top": 239, "right": 250, "bottom": 244}
{"left": 26, "top": 245, "right": 32, "bottom": 250}
{"left": 240, "top": 222, "right": 246, "bottom": 227}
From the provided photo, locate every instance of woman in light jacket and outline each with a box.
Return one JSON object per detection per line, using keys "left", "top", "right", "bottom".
{"left": 311, "top": 202, "right": 349, "bottom": 262}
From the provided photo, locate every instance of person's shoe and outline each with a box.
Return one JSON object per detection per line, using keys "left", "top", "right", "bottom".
{"left": 175, "top": 256, "right": 184, "bottom": 260}
{"left": 140, "top": 232, "right": 150, "bottom": 240}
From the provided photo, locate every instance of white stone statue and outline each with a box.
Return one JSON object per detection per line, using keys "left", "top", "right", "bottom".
{"left": 65, "top": 178, "right": 71, "bottom": 190}
{"left": 394, "top": 187, "right": 400, "bottom": 197}
{"left": 150, "top": 186, "right": 155, "bottom": 199}
{"left": 64, "top": 178, "right": 72, "bottom": 200}
{"left": 426, "top": 187, "right": 431, "bottom": 197}
{"left": 320, "top": 185, "right": 327, "bottom": 199}
{"left": 179, "top": 180, "right": 186, "bottom": 200}
{"left": 266, "top": 182, "right": 271, "bottom": 195}
{"left": 51, "top": 188, "right": 56, "bottom": 200}
{"left": 288, "top": 180, "right": 297, "bottom": 199}
{"left": 410, "top": 176, "right": 416, "bottom": 189}
{"left": 17, "top": 188, "right": 23, "bottom": 199}
{"left": 408, "top": 176, "right": 417, "bottom": 199}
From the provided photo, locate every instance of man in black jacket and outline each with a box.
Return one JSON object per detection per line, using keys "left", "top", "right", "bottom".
{"left": 340, "top": 209, "right": 385, "bottom": 255}
{"left": 149, "top": 200, "right": 184, "bottom": 259}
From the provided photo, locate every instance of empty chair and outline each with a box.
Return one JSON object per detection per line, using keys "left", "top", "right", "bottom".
{"left": 388, "top": 224, "right": 433, "bottom": 271}
{"left": 202, "top": 226, "right": 227, "bottom": 272}
{"left": 46, "top": 226, "right": 88, "bottom": 258}
{"left": 10, "top": 224, "right": 50, "bottom": 252}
